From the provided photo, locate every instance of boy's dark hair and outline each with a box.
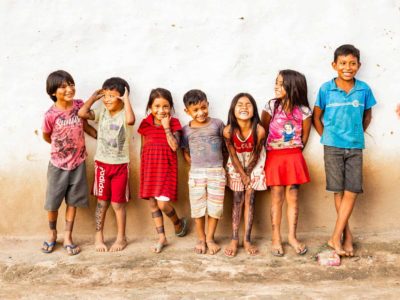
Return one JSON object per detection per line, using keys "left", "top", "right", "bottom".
{"left": 102, "top": 77, "right": 130, "bottom": 96}
{"left": 334, "top": 44, "right": 360, "bottom": 62}
{"left": 46, "top": 70, "right": 75, "bottom": 102}
{"left": 146, "top": 88, "right": 174, "bottom": 113}
{"left": 183, "top": 89, "right": 208, "bottom": 107}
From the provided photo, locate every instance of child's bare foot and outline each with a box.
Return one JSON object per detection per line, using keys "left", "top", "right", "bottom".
{"left": 288, "top": 237, "right": 307, "bottom": 255}
{"left": 194, "top": 240, "right": 207, "bottom": 254}
{"left": 95, "top": 232, "right": 108, "bottom": 252}
{"left": 342, "top": 233, "right": 354, "bottom": 257}
{"left": 224, "top": 240, "right": 239, "bottom": 257}
{"left": 152, "top": 237, "right": 168, "bottom": 254}
{"left": 271, "top": 239, "right": 284, "bottom": 257}
{"left": 327, "top": 239, "right": 346, "bottom": 256}
{"left": 110, "top": 238, "right": 127, "bottom": 252}
{"left": 42, "top": 230, "right": 57, "bottom": 253}
{"left": 243, "top": 241, "right": 259, "bottom": 256}
{"left": 206, "top": 240, "right": 221, "bottom": 255}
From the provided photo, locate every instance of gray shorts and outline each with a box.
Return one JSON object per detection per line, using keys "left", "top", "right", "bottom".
{"left": 323, "top": 146, "right": 363, "bottom": 193}
{"left": 45, "top": 162, "right": 89, "bottom": 211}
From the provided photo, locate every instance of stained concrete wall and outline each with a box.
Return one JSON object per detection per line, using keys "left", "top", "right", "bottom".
{"left": 1, "top": 0, "right": 400, "bottom": 238}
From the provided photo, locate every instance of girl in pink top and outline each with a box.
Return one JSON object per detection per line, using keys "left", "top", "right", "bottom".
{"left": 224, "top": 93, "right": 266, "bottom": 257}
{"left": 261, "top": 70, "right": 312, "bottom": 257}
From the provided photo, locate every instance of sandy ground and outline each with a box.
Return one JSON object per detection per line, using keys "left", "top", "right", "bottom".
{"left": 0, "top": 232, "right": 399, "bottom": 299}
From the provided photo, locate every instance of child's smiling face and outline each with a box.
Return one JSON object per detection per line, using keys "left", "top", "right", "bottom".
{"left": 234, "top": 96, "right": 254, "bottom": 121}
{"left": 102, "top": 89, "right": 123, "bottom": 114}
{"left": 150, "top": 97, "right": 172, "bottom": 124}
{"left": 274, "top": 74, "right": 287, "bottom": 100}
{"left": 332, "top": 54, "right": 360, "bottom": 82}
{"left": 185, "top": 100, "right": 209, "bottom": 125}
{"left": 53, "top": 81, "right": 75, "bottom": 103}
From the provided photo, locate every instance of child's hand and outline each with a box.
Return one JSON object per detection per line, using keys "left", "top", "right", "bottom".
{"left": 396, "top": 103, "right": 400, "bottom": 118}
{"left": 118, "top": 87, "right": 129, "bottom": 102}
{"left": 161, "top": 115, "right": 171, "bottom": 129}
{"left": 241, "top": 173, "right": 251, "bottom": 189}
{"left": 90, "top": 89, "right": 104, "bottom": 102}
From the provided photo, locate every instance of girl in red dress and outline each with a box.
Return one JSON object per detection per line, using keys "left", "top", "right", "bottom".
{"left": 138, "top": 88, "right": 188, "bottom": 253}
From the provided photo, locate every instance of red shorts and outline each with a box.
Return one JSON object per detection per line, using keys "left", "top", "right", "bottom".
{"left": 265, "top": 148, "right": 310, "bottom": 186}
{"left": 93, "top": 161, "right": 130, "bottom": 203}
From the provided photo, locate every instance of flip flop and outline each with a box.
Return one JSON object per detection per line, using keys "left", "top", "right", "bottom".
{"left": 153, "top": 242, "right": 167, "bottom": 254}
{"left": 175, "top": 218, "right": 189, "bottom": 237}
{"left": 64, "top": 244, "right": 81, "bottom": 256}
{"left": 41, "top": 241, "right": 56, "bottom": 254}
{"left": 298, "top": 247, "right": 308, "bottom": 255}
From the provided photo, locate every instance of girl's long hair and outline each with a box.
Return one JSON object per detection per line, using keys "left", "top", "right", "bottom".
{"left": 227, "top": 93, "right": 260, "bottom": 155}
{"left": 267, "top": 69, "right": 310, "bottom": 119}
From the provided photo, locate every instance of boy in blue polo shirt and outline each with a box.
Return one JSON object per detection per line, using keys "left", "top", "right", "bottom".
{"left": 313, "top": 44, "right": 376, "bottom": 257}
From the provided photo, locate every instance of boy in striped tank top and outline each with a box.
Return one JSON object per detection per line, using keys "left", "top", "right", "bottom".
{"left": 181, "top": 90, "right": 226, "bottom": 255}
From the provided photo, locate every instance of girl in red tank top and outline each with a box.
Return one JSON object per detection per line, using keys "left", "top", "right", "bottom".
{"left": 224, "top": 93, "right": 266, "bottom": 257}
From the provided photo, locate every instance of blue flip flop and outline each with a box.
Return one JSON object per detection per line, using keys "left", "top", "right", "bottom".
{"left": 41, "top": 241, "right": 56, "bottom": 253}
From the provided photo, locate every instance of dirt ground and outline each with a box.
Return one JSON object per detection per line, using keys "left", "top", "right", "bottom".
{"left": 0, "top": 232, "right": 399, "bottom": 299}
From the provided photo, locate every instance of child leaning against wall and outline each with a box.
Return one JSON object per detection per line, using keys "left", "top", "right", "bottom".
{"left": 313, "top": 44, "right": 377, "bottom": 257}
{"left": 41, "top": 70, "right": 97, "bottom": 255}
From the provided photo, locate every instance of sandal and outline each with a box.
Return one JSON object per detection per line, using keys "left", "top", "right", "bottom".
{"left": 41, "top": 241, "right": 56, "bottom": 254}
{"left": 175, "top": 218, "right": 189, "bottom": 237}
{"left": 64, "top": 244, "right": 81, "bottom": 256}
{"left": 153, "top": 242, "right": 167, "bottom": 254}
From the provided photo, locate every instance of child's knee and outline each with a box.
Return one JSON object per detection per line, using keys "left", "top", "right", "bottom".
{"left": 158, "top": 202, "right": 171, "bottom": 212}
{"left": 148, "top": 198, "right": 159, "bottom": 210}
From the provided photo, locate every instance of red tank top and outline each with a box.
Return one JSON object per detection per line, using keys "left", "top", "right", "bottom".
{"left": 233, "top": 131, "right": 254, "bottom": 154}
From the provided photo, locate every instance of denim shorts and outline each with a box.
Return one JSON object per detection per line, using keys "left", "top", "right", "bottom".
{"left": 323, "top": 146, "right": 363, "bottom": 193}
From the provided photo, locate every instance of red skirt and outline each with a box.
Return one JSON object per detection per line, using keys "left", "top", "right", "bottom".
{"left": 265, "top": 148, "right": 310, "bottom": 186}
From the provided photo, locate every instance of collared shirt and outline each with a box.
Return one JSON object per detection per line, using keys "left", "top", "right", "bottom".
{"left": 315, "top": 78, "right": 377, "bottom": 149}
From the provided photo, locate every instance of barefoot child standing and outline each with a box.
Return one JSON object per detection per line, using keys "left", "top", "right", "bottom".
{"left": 42, "top": 70, "right": 97, "bottom": 255}
{"left": 313, "top": 44, "right": 377, "bottom": 256}
{"left": 79, "top": 77, "right": 135, "bottom": 252}
{"left": 181, "top": 90, "right": 226, "bottom": 255}
{"left": 224, "top": 93, "right": 267, "bottom": 257}
{"left": 261, "top": 70, "right": 312, "bottom": 257}
{"left": 138, "top": 88, "right": 189, "bottom": 253}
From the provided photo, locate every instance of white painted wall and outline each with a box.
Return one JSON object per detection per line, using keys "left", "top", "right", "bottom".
{"left": 1, "top": 0, "right": 400, "bottom": 235}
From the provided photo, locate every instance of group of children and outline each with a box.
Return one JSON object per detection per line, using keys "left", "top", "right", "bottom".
{"left": 41, "top": 44, "right": 376, "bottom": 259}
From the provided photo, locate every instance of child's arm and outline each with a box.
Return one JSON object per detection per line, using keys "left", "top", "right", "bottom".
{"left": 118, "top": 87, "right": 135, "bottom": 126}
{"left": 183, "top": 149, "right": 191, "bottom": 165}
{"left": 224, "top": 126, "right": 250, "bottom": 186}
{"left": 83, "top": 119, "right": 97, "bottom": 139}
{"left": 312, "top": 106, "right": 324, "bottom": 136}
{"left": 78, "top": 89, "right": 104, "bottom": 120}
{"left": 301, "top": 117, "right": 312, "bottom": 148}
{"left": 363, "top": 108, "right": 372, "bottom": 131}
{"left": 246, "top": 125, "right": 266, "bottom": 175}
{"left": 260, "top": 110, "right": 272, "bottom": 137}
{"left": 43, "top": 132, "right": 51, "bottom": 144}
{"left": 161, "top": 116, "right": 180, "bottom": 152}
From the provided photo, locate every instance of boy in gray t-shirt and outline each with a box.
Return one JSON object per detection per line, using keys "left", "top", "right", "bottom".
{"left": 181, "top": 90, "right": 226, "bottom": 255}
